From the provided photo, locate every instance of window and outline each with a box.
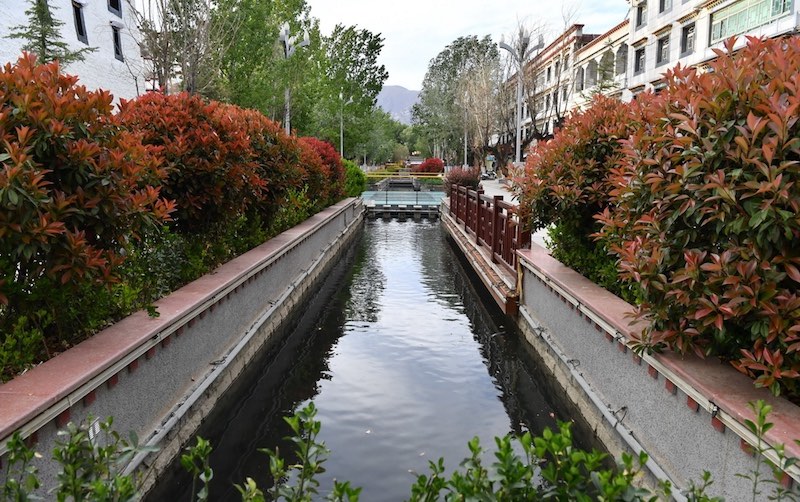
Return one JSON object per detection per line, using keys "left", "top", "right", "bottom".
{"left": 681, "top": 23, "right": 695, "bottom": 55}
{"left": 575, "top": 66, "right": 585, "bottom": 91}
{"left": 656, "top": 35, "right": 670, "bottom": 66}
{"left": 545, "top": 94, "right": 551, "bottom": 109}
{"left": 616, "top": 44, "right": 628, "bottom": 75}
{"left": 710, "top": 0, "right": 792, "bottom": 44}
{"left": 72, "top": 1, "right": 87, "bottom": 44}
{"left": 546, "top": 66, "right": 551, "bottom": 82}
{"left": 108, "top": 0, "right": 121, "bottom": 16}
{"left": 562, "top": 86, "right": 568, "bottom": 102}
{"left": 634, "top": 47, "right": 646, "bottom": 74}
{"left": 555, "top": 60, "right": 560, "bottom": 76}
{"left": 563, "top": 54, "right": 569, "bottom": 68}
{"left": 112, "top": 26, "right": 124, "bottom": 61}
{"left": 600, "top": 51, "right": 614, "bottom": 81}
{"left": 636, "top": 2, "right": 648, "bottom": 28}
{"left": 659, "top": 0, "right": 672, "bottom": 13}
{"left": 586, "top": 60, "right": 598, "bottom": 87}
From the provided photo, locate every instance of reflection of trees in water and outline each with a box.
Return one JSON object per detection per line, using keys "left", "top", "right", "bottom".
{"left": 346, "top": 222, "right": 385, "bottom": 323}
{"left": 441, "top": 239, "right": 559, "bottom": 437}
{"left": 415, "top": 221, "right": 463, "bottom": 308}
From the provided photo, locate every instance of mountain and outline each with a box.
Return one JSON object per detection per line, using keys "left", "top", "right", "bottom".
{"left": 377, "top": 85, "right": 419, "bottom": 125}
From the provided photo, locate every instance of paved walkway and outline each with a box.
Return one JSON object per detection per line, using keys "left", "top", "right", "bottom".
{"left": 476, "top": 179, "right": 548, "bottom": 250}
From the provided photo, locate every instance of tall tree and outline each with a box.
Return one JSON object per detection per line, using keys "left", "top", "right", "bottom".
{"left": 6, "top": 0, "right": 95, "bottom": 66}
{"left": 130, "top": 0, "right": 243, "bottom": 95}
{"left": 413, "top": 35, "right": 498, "bottom": 164}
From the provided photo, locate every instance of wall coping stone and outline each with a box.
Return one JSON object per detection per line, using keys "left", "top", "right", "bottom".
{"left": 0, "top": 198, "right": 359, "bottom": 445}
{"left": 517, "top": 243, "right": 800, "bottom": 477}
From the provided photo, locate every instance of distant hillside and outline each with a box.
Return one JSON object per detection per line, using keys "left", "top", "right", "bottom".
{"left": 377, "top": 85, "right": 419, "bottom": 125}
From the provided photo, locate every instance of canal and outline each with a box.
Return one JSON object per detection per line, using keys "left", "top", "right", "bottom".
{"left": 148, "top": 219, "right": 573, "bottom": 501}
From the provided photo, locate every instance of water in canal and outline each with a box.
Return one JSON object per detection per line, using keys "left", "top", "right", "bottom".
{"left": 148, "top": 219, "right": 572, "bottom": 501}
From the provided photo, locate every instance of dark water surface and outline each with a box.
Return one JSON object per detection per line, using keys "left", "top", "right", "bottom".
{"left": 148, "top": 220, "right": 569, "bottom": 501}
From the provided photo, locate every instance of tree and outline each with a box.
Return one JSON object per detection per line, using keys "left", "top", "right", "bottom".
{"left": 130, "top": 0, "right": 243, "bottom": 95}
{"left": 6, "top": 0, "right": 95, "bottom": 66}
{"left": 413, "top": 35, "right": 498, "bottom": 165}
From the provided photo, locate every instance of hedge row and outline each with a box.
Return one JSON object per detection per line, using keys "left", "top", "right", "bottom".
{"left": 0, "top": 54, "right": 345, "bottom": 380}
{"left": 518, "top": 36, "right": 800, "bottom": 399}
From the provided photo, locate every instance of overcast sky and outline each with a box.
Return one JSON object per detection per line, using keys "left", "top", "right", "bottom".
{"left": 305, "top": 0, "right": 631, "bottom": 90}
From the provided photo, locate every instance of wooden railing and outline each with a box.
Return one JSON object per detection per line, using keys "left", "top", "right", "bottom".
{"left": 449, "top": 185, "right": 530, "bottom": 275}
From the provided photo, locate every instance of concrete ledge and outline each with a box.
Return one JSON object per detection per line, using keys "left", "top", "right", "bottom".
{"left": 517, "top": 243, "right": 800, "bottom": 498}
{"left": 0, "top": 198, "right": 365, "bottom": 492}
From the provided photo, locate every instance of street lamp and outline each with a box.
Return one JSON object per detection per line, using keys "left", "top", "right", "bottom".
{"left": 279, "top": 22, "right": 309, "bottom": 136}
{"left": 499, "top": 32, "right": 544, "bottom": 165}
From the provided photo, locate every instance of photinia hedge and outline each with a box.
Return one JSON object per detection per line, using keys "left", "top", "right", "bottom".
{"left": 117, "top": 93, "right": 260, "bottom": 233}
{"left": 444, "top": 167, "right": 480, "bottom": 194}
{"left": 0, "top": 54, "right": 174, "bottom": 336}
{"left": 299, "top": 137, "right": 345, "bottom": 207}
{"left": 1, "top": 55, "right": 348, "bottom": 379}
{"left": 414, "top": 157, "right": 444, "bottom": 173}
{"left": 596, "top": 37, "right": 800, "bottom": 397}
{"left": 516, "top": 94, "right": 656, "bottom": 299}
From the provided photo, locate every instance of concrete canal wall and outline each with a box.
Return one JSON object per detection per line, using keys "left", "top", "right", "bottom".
{"left": 0, "top": 198, "right": 365, "bottom": 494}
{"left": 439, "top": 189, "right": 799, "bottom": 500}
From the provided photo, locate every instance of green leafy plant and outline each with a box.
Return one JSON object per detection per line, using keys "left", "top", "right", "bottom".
{"left": 51, "top": 417, "right": 156, "bottom": 502}
{"left": 1, "top": 433, "right": 40, "bottom": 501}
{"left": 342, "top": 159, "right": 366, "bottom": 197}
{"left": 181, "top": 437, "right": 213, "bottom": 502}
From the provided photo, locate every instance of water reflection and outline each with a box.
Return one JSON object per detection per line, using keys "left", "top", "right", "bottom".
{"left": 148, "top": 220, "right": 563, "bottom": 501}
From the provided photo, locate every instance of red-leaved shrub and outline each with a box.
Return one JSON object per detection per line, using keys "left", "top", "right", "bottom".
{"left": 516, "top": 94, "right": 656, "bottom": 298}
{"left": 117, "top": 93, "right": 261, "bottom": 233}
{"left": 597, "top": 37, "right": 800, "bottom": 397}
{"left": 444, "top": 167, "right": 480, "bottom": 194}
{"left": 299, "top": 137, "right": 345, "bottom": 206}
{"left": 414, "top": 157, "right": 444, "bottom": 173}
{"left": 0, "top": 54, "right": 174, "bottom": 336}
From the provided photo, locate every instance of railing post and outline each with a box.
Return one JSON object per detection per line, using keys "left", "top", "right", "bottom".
{"left": 491, "top": 196, "right": 502, "bottom": 263}
{"left": 474, "top": 190, "right": 484, "bottom": 244}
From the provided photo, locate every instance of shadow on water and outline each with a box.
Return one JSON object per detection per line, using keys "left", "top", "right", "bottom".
{"left": 147, "top": 219, "right": 597, "bottom": 501}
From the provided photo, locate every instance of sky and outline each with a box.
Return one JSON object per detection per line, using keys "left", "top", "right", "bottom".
{"left": 305, "top": 0, "right": 631, "bottom": 91}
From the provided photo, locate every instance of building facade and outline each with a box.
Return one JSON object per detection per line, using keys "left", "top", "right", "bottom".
{"left": 627, "top": 0, "right": 799, "bottom": 93}
{"left": 0, "top": 0, "right": 147, "bottom": 101}
{"left": 501, "top": 0, "right": 800, "bottom": 153}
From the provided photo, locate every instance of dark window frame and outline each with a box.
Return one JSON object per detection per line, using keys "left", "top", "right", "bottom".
{"left": 112, "top": 26, "right": 124, "bottom": 61}
{"left": 634, "top": 47, "right": 646, "bottom": 75}
{"left": 108, "top": 0, "right": 122, "bottom": 17}
{"left": 72, "top": 1, "right": 88, "bottom": 44}
{"left": 680, "top": 23, "right": 696, "bottom": 56}
{"left": 656, "top": 35, "right": 670, "bottom": 66}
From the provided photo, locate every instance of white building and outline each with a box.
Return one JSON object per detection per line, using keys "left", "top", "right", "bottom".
{"left": 571, "top": 20, "right": 631, "bottom": 110}
{"left": 0, "top": 0, "right": 147, "bottom": 101}
{"left": 627, "top": 0, "right": 799, "bottom": 93}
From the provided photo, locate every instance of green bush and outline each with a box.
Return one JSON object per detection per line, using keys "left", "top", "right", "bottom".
{"left": 597, "top": 36, "right": 800, "bottom": 398}
{"left": 343, "top": 159, "right": 366, "bottom": 196}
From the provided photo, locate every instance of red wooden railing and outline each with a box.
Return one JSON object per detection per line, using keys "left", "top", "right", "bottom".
{"left": 449, "top": 184, "right": 531, "bottom": 275}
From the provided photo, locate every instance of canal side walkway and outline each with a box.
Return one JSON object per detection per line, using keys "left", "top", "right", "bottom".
{"left": 478, "top": 179, "right": 547, "bottom": 249}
